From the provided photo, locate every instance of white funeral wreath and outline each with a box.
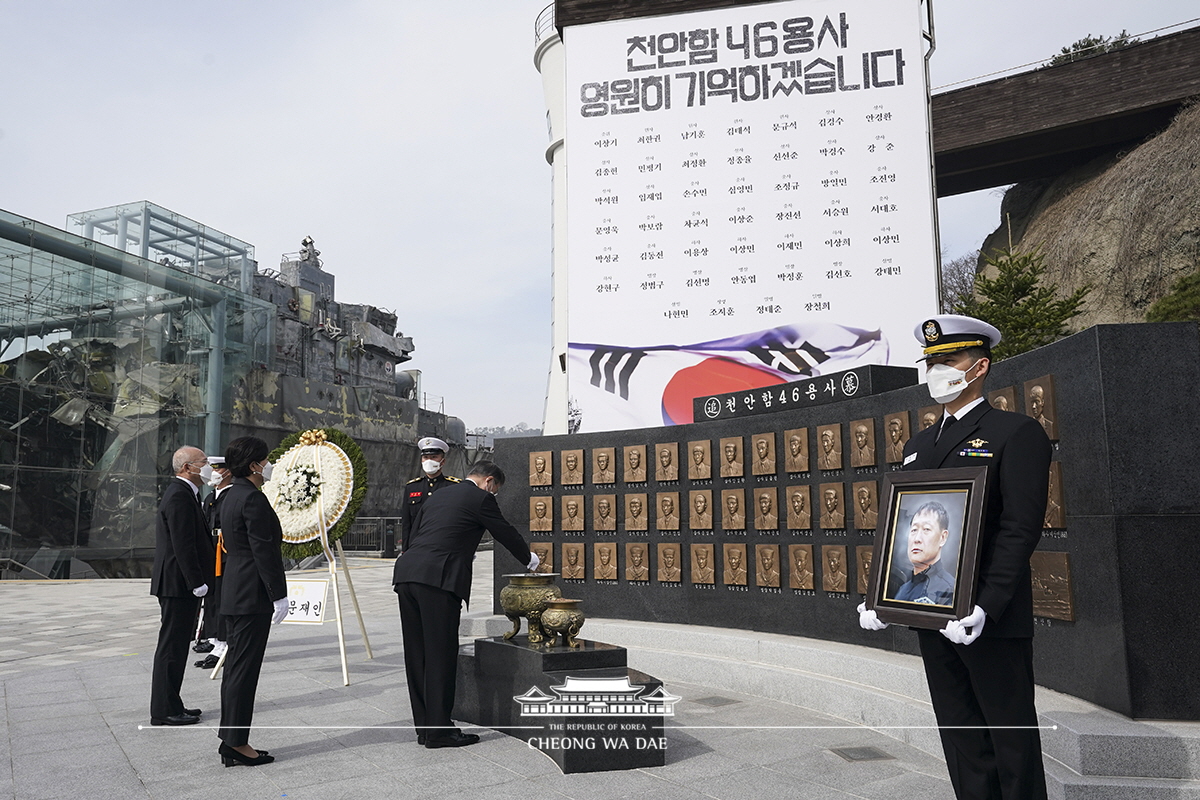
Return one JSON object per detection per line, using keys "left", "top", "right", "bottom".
{"left": 263, "top": 430, "right": 355, "bottom": 545}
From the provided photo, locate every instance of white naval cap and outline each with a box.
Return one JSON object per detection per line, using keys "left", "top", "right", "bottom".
{"left": 418, "top": 436, "right": 449, "bottom": 454}
{"left": 206, "top": 456, "right": 226, "bottom": 465}
{"left": 913, "top": 314, "right": 1002, "bottom": 361}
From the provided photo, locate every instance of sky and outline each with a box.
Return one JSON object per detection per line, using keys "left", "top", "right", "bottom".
{"left": 2, "top": 1, "right": 1196, "bottom": 429}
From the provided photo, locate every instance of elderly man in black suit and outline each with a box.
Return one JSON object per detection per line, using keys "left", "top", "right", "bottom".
{"left": 859, "top": 315, "right": 1052, "bottom": 800}
{"left": 393, "top": 460, "right": 537, "bottom": 748}
{"left": 150, "top": 446, "right": 215, "bottom": 726}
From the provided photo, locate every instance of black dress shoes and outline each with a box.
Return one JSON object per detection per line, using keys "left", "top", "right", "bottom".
{"left": 417, "top": 734, "right": 426, "bottom": 745}
{"left": 151, "top": 714, "right": 199, "bottom": 726}
{"left": 219, "top": 743, "right": 274, "bottom": 767}
{"left": 194, "top": 654, "right": 219, "bottom": 669}
{"left": 424, "top": 731, "right": 480, "bottom": 749}
{"left": 183, "top": 707, "right": 202, "bottom": 717}
{"left": 193, "top": 641, "right": 214, "bottom": 653}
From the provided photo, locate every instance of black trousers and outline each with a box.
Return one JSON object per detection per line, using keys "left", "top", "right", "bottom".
{"left": 917, "top": 631, "right": 1048, "bottom": 800}
{"left": 196, "top": 577, "right": 226, "bottom": 642}
{"left": 150, "top": 595, "right": 200, "bottom": 719}
{"left": 218, "top": 612, "right": 272, "bottom": 747}
{"left": 396, "top": 582, "right": 463, "bottom": 737}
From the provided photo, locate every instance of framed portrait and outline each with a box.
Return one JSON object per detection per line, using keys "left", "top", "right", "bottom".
{"left": 721, "top": 488, "right": 746, "bottom": 530}
{"left": 529, "top": 497, "right": 553, "bottom": 532}
{"left": 785, "top": 485, "right": 812, "bottom": 530}
{"left": 988, "top": 386, "right": 1018, "bottom": 414}
{"left": 723, "top": 543, "right": 748, "bottom": 586}
{"left": 917, "top": 405, "right": 942, "bottom": 432}
{"left": 530, "top": 542, "right": 553, "bottom": 574}
{"left": 818, "top": 482, "right": 845, "bottom": 530}
{"left": 691, "top": 543, "right": 715, "bottom": 584}
{"left": 867, "top": 467, "right": 988, "bottom": 629}
{"left": 625, "top": 542, "right": 650, "bottom": 581}
{"left": 656, "top": 491, "right": 681, "bottom": 531}
{"left": 655, "top": 442, "right": 679, "bottom": 482}
{"left": 750, "top": 433, "right": 776, "bottom": 475}
{"left": 821, "top": 545, "right": 848, "bottom": 592}
{"left": 1024, "top": 374, "right": 1058, "bottom": 441}
{"left": 849, "top": 418, "right": 876, "bottom": 468}
{"left": 718, "top": 436, "right": 744, "bottom": 478}
{"left": 853, "top": 481, "right": 879, "bottom": 530}
{"left": 561, "top": 449, "right": 584, "bottom": 485}
{"left": 788, "top": 544, "right": 814, "bottom": 589}
{"left": 687, "top": 440, "right": 712, "bottom": 480}
{"left": 592, "top": 447, "right": 616, "bottom": 484}
{"left": 753, "top": 487, "right": 779, "bottom": 530}
{"left": 623, "top": 493, "right": 648, "bottom": 531}
{"left": 593, "top": 542, "right": 617, "bottom": 580}
{"left": 593, "top": 494, "right": 617, "bottom": 531}
{"left": 883, "top": 413, "right": 910, "bottom": 464}
{"left": 755, "top": 544, "right": 781, "bottom": 587}
{"left": 561, "top": 543, "right": 585, "bottom": 579}
{"left": 529, "top": 451, "right": 552, "bottom": 486}
{"left": 815, "top": 424, "right": 842, "bottom": 471}
{"left": 623, "top": 445, "right": 648, "bottom": 482}
{"left": 783, "top": 428, "right": 809, "bottom": 473}
{"left": 689, "top": 489, "right": 713, "bottom": 530}
{"left": 561, "top": 495, "right": 584, "bottom": 531}
{"left": 657, "top": 543, "right": 683, "bottom": 582}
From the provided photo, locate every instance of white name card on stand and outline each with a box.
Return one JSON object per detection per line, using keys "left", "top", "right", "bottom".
{"left": 285, "top": 579, "right": 329, "bottom": 624}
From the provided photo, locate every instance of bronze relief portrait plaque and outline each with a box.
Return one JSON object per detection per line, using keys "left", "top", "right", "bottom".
{"left": 821, "top": 545, "right": 848, "bottom": 592}
{"left": 691, "top": 543, "right": 715, "bottom": 584}
{"left": 531, "top": 542, "right": 553, "bottom": 574}
{"left": 853, "top": 481, "right": 879, "bottom": 530}
{"left": 657, "top": 543, "right": 682, "bottom": 582}
{"left": 723, "top": 543, "right": 748, "bottom": 586}
{"left": 655, "top": 442, "right": 679, "bottom": 482}
{"left": 755, "top": 544, "right": 781, "bottom": 587}
{"left": 625, "top": 542, "right": 649, "bottom": 582}
{"left": 883, "top": 413, "right": 910, "bottom": 464}
{"left": 624, "top": 445, "right": 648, "bottom": 482}
{"left": 721, "top": 489, "right": 746, "bottom": 530}
{"left": 918, "top": 405, "right": 942, "bottom": 432}
{"left": 624, "top": 493, "right": 648, "bottom": 531}
{"left": 561, "top": 543, "right": 585, "bottom": 579}
{"left": 593, "top": 494, "right": 617, "bottom": 531}
{"left": 783, "top": 428, "right": 810, "bottom": 473}
{"left": 529, "top": 451, "right": 552, "bottom": 486}
{"left": 819, "top": 482, "right": 845, "bottom": 530}
{"left": 750, "top": 433, "right": 776, "bottom": 476}
{"left": 849, "top": 418, "right": 877, "bottom": 468}
{"left": 561, "top": 449, "right": 584, "bottom": 485}
{"left": 1044, "top": 462, "right": 1065, "bottom": 529}
{"left": 592, "top": 447, "right": 616, "bottom": 485}
{"left": 687, "top": 440, "right": 712, "bottom": 480}
{"left": 1030, "top": 550, "right": 1074, "bottom": 621}
{"left": 561, "top": 495, "right": 584, "bottom": 531}
{"left": 856, "top": 545, "right": 874, "bottom": 594}
{"left": 786, "top": 485, "right": 812, "bottom": 530}
{"left": 816, "top": 424, "right": 843, "bottom": 471}
{"left": 593, "top": 542, "right": 617, "bottom": 580}
{"left": 719, "top": 437, "right": 744, "bottom": 478}
{"left": 656, "top": 492, "right": 681, "bottom": 531}
{"left": 988, "top": 386, "right": 1018, "bottom": 414}
{"left": 689, "top": 489, "right": 714, "bottom": 530}
{"left": 788, "top": 544, "right": 814, "bottom": 590}
{"left": 1024, "top": 374, "right": 1058, "bottom": 441}
{"left": 529, "top": 497, "right": 552, "bottom": 532}
{"left": 754, "top": 487, "right": 779, "bottom": 531}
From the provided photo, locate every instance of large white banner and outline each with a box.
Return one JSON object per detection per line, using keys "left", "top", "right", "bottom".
{"left": 565, "top": 0, "right": 938, "bottom": 432}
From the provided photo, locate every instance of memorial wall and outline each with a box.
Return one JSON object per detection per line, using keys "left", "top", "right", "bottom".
{"left": 495, "top": 322, "right": 1200, "bottom": 720}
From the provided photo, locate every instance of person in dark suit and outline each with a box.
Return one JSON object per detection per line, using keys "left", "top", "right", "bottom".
{"left": 194, "top": 456, "right": 232, "bottom": 669}
{"left": 859, "top": 315, "right": 1052, "bottom": 800}
{"left": 217, "top": 436, "right": 288, "bottom": 767}
{"left": 150, "top": 446, "right": 215, "bottom": 726}
{"left": 392, "top": 460, "right": 536, "bottom": 749}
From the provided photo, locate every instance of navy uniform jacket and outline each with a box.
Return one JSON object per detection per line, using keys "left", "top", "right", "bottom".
{"left": 393, "top": 481, "right": 532, "bottom": 603}
{"left": 218, "top": 477, "right": 287, "bottom": 615}
{"left": 400, "top": 473, "right": 460, "bottom": 552}
{"left": 150, "top": 478, "right": 215, "bottom": 597}
{"left": 902, "top": 401, "right": 1051, "bottom": 637}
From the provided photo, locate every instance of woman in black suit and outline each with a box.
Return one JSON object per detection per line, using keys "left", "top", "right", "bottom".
{"left": 217, "top": 436, "right": 288, "bottom": 767}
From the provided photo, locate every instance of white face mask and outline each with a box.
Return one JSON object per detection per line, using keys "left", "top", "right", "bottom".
{"left": 206, "top": 469, "right": 226, "bottom": 488}
{"left": 421, "top": 459, "right": 442, "bottom": 476}
{"left": 925, "top": 360, "right": 981, "bottom": 404}
{"left": 199, "top": 464, "right": 214, "bottom": 484}
{"left": 256, "top": 460, "right": 274, "bottom": 482}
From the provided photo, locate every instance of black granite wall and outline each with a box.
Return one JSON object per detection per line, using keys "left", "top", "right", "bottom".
{"left": 493, "top": 323, "right": 1200, "bottom": 720}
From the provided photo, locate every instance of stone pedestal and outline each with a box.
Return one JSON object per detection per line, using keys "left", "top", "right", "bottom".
{"left": 454, "top": 635, "right": 669, "bottom": 773}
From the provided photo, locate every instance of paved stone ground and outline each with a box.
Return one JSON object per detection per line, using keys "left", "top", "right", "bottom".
{"left": 0, "top": 553, "right": 954, "bottom": 800}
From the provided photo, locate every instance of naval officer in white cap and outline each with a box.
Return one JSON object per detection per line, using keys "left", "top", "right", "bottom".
{"left": 401, "top": 437, "right": 460, "bottom": 552}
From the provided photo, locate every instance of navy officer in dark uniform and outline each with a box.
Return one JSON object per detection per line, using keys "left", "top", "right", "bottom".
{"left": 393, "top": 460, "right": 538, "bottom": 748}
{"left": 401, "top": 437, "right": 460, "bottom": 552}
{"left": 859, "top": 314, "right": 1052, "bottom": 800}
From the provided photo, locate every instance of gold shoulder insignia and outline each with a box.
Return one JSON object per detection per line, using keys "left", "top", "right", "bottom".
{"left": 967, "top": 438, "right": 988, "bottom": 448}
{"left": 406, "top": 476, "right": 422, "bottom": 484}
{"left": 445, "top": 476, "right": 461, "bottom": 482}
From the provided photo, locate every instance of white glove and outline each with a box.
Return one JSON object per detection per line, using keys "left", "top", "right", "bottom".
{"left": 271, "top": 598, "right": 289, "bottom": 624}
{"left": 192, "top": 584, "right": 209, "bottom": 597}
{"left": 857, "top": 602, "right": 889, "bottom": 631}
{"left": 941, "top": 605, "right": 987, "bottom": 645}
{"left": 527, "top": 552, "right": 540, "bottom": 573}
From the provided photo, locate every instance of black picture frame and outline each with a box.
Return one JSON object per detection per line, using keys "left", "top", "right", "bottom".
{"left": 867, "top": 466, "right": 988, "bottom": 629}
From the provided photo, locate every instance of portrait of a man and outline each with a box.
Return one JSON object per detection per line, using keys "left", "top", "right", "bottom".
{"left": 819, "top": 483, "right": 845, "bottom": 529}
{"left": 531, "top": 543, "right": 552, "bottom": 574}
{"left": 816, "top": 424, "right": 842, "bottom": 471}
{"left": 822, "top": 545, "right": 848, "bottom": 592}
{"left": 887, "top": 499, "right": 957, "bottom": 606}
{"left": 1045, "top": 462, "right": 1065, "bottom": 529}
{"left": 562, "top": 544, "right": 584, "bottom": 579}
{"left": 561, "top": 496, "right": 584, "bottom": 531}
{"left": 691, "top": 544, "right": 715, "bottom": 584}
{"left": 756, "top": 545, "right": 781, "bottom": 588}
{"left": 724, "top": 544, "right": 748, "bottom": 586}
{"left": 789, "top": 544, "right": 814, "bottom": 590}
{"left": 592, "top": 447, "right": 615, "bottom": 484}
{"left": 656, "top": 443, "right": 679, "bottom": 482}
{"left": 918, "top": 406, "right": 941, "bottom": 432}
{"left": 657, "top": 544, "right": 682, "bottom": 582}
{"left": 856, "top": 546, "right": 874, "bottom": 594}
{"left": 751, "top": 434, "right": 776, "bottom": 476}
{"left": 721, "top": 489, "right": 745, "bottom": 530}
{"left": 1024, "top": 375, "right": 1058, "bottom": 441}
{"left": 624, "top": 494, "right": 648, "bottom": 531}
{"left": 988, "top": 387, "right": 1017, "bottom": 414}
{"left": 719, "top": 437, "right": 744, "bottom": 478}
{"left": 689, "top": 490, "right": 713, "bottom": 530}
{"left": 593, "top": 495, "right": 616, "bottom": 531}
{"left": 853, "top": 481, "right": 878, "bottom": 529}
{"left": 783, "top": 428, "right": 809, "bottom": 473}
{"left": 656, "top": 492, "right": 680, "bottom": 531}
{"left": 624, "top": 445, "right": 647, "bottom": 482}
{"left": 594, "top": 543, "right": 617, "bottom": 580}
{"left": 786, "top": 486, "right": 811, "bottom": 530}
{"left": 561, "top": 450, "right": 584, "bottom": 485}
{"left": 529, "top": 451, "right": 552, "bottom": 486}
{"left": 625, "top": 543, "right": 649, "bottom": 582}
{"left": 688, "top": 440, "right": 712, "bottom": 480}
{"left": 884, "top": 413, "right": 910, "bottom": 464}
{"left": 754, "top": 488, "right": 778, "bottom": 530}
{"left": 529, "top": 498, "right": 552, "bottom": 532}
{"left": 849, "top": 419, "right": 876, "bottom": 468}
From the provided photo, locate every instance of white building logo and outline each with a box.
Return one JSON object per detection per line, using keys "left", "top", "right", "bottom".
{"left": 514, "top": 676, "right": 680, "bottom": 717}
